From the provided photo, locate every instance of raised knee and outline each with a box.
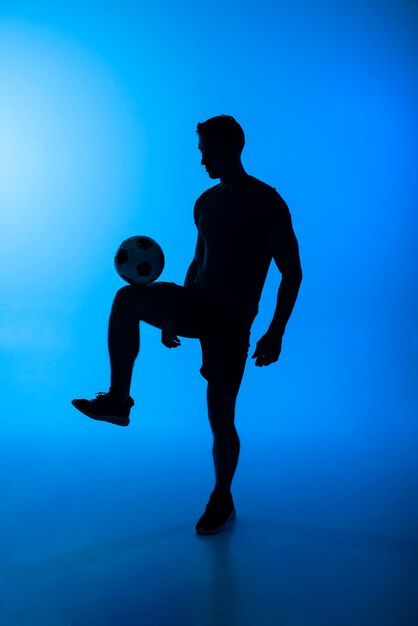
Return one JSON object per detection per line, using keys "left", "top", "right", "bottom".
{"left": 112, "top": 284, "right": 144, "bottom": 312}
{"left": 115, "top": 284, "right": 128, "bottom": 296}
{"left": 113, "top": 285, "right": 131, "bottom": 306}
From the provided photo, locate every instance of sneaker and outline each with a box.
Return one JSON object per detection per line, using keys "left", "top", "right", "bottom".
{"left": 71, "top": 391, "right": 134, "bottom": 427}
{"left": 196, "top": 491, "right": 236, "bottom": 535}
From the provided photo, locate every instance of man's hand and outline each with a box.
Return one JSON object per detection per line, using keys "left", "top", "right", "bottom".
{"left": 161, "top": 330, "right": 181, "bottom": 348}
{"left": 251, "top": 329, "right": 282, "bottom": 367}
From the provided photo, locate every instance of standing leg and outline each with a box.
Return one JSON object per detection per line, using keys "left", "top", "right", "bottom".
{"left": 108, "top": 283, "right": 178, "bottom": 401}
{"left": 206, "top": 382, "right": 240, "bottom": 496}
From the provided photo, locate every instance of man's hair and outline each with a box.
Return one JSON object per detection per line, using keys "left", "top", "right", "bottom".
{"left": 196, "top": 115, "right": 245, "bottom": 152}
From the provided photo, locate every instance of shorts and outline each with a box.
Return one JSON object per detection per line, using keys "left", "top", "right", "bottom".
{"left": 166, "top": 282, "right": 257, "bottom": 397}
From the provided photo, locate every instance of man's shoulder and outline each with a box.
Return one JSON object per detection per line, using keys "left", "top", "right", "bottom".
{"left": 195, "top": 177, "right": 277, "bottom": 202}
{"left": 195, "top": 176, "right": 277, "bottom": 198}
{"left": 247, "top": 175, "right": 273, "bottom": 189}
{"left": 247, "top": 176, "right": 292, "bottom": 230}
{"left": 195, "top": 184, "right": 222, "bottom": 204}
{"left": 193, "top": 177, "right": 288, "bottom": 223}
{"left": 246, "top": 175, "right": 282, "bottom": 198}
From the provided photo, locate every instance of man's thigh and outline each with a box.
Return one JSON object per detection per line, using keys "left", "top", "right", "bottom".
{"left": 157, "top": 282, "right": 207, "bottom": 338}
{"left": 115, "top": 281, "right": 204, "bottom": 336}
{"left": 199, "top": 326, "right": 252, "bottom": 397}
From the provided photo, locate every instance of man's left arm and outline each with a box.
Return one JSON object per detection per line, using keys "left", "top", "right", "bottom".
{"left": 252, "top": 227, "right": 302, "bottom": 367}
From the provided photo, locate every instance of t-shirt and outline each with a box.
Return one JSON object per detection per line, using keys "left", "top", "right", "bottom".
{"left": 192, "top": 174, "right": 293, "bottom": 322}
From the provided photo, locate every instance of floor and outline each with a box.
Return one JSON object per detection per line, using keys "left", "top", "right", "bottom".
{"left": 1, "top": 405, "right": 417, "bottom": 625}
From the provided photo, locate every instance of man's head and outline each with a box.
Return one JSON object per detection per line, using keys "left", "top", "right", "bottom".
{"left": 196, "top": 115, "right": 245, "bottom": 180}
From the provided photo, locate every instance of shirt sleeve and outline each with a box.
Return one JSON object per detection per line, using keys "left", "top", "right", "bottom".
{"left": 259, "top": 188, "right": 293, "bottom": 233}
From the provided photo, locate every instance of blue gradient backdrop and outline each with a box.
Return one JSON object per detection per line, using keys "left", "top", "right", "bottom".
{"left": 0, "top": 1, "right": 417, "bottom": 625}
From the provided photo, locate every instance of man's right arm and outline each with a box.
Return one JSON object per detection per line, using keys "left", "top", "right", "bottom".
{"left": 162, "top": 232, "right": 204, "bottom": 346}
{"left": 184, "top": 232, "right": 204, "bottom": 288}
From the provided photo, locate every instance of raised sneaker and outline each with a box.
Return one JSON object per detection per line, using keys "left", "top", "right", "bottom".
{"left": 71, "top": 391, "right": 134, "bottom": 427}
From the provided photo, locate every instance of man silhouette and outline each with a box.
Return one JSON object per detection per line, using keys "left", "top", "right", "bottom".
{"left": 72, "top": 115, "right": 302, "bottom": 534}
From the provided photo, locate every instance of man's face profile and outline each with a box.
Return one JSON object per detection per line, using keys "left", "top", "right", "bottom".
{"left": 198, "top": 137, "right": 238, "bottom": 179}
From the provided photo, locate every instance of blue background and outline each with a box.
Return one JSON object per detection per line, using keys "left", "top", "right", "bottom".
{"left": 0, "top": 1, "right": 417, "bottom": 625}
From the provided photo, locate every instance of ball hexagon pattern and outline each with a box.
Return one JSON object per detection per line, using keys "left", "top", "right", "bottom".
{"left": 114, "top": 235, "right": 165, "bottom": 285}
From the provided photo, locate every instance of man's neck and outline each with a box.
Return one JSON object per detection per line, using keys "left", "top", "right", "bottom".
{"left": 220, "top": 169, "right": 250, "bottom": 191}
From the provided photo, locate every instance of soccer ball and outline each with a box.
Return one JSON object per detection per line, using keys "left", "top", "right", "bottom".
{"left": 114, "top": 235, "right": 165, "bottom": 285}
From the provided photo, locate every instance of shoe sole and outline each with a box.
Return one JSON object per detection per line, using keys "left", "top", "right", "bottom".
{"left": 71, "top": 400, "right": 130, "bottom": 427}
{"left": 196, "top": 508, "right": 236, "bottom": 535}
